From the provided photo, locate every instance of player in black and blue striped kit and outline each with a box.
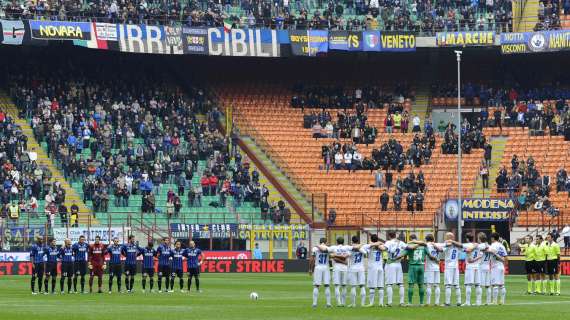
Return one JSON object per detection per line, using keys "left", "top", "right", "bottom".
{"left": 140, "top": 241, "right": 156, "bottom": 293}
{"left": 170, "top": 241, "right": 185, "bottom": 292}
{"left": 107, "top": 238, "right": 124, "bottom": 293}
{"left": 44, "top": 238, "right": 59, "bottom": 294}
{"left": 58, "top": 239, "right": 75, "bottom": 294}
{"left": 156, "top": 237, "right": 172, "bottom": 293}
{"left": 183, "top": 240, "right": 203, "bottom": 292}
{"left": 122, "top": 235, "right": 140, "bottom": 293}
{"left": 30, "top": 238, "right": 45, "bottom": 295}
{"left": 72, "top": 235, "right": 89, "bottom": 293}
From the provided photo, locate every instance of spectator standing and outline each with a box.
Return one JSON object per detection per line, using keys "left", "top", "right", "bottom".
{"left": 253, "top": 243, "right": 263, "bottom": 259}
{"left": 296, "top": 242, "right": 308, "bottom": 260}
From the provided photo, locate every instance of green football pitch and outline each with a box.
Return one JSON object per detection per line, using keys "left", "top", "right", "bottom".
{"left": 0, "top": 274, "right": 569, "bottom": 320}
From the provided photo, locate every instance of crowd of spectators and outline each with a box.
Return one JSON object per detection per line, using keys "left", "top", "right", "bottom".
{"left": 378, "top": 170, "right": 425, "bottom": 212}
{"left": 441, "top": 117, "right": 487, "bottom": 154}
{"left": 535, "top": 0, "right": 562, "bottom": 31}
{"left": 495, "top": 155, "right": 561, "bottom": 218}
{"left": 0, "top": 111, "right": 81, "bottom": 230}
{"left": 2, "top": 0, "right": 520, "bottom": 33}
{"left": 6, "top": 59, "right": 293, "bottom": 226}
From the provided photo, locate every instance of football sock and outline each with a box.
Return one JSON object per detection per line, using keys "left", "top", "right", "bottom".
{"left": 455, "top": 286, "right": 461, "bottom": 305}
{"left": 550, "top": 280, "right": 555, "bottom": 293}
{"left": 527, "top": 281, "right": 532, "bottom": 293}
{"left": 341, "top": 287, "right": 347, "bottom": 305}
{"left": 486, "top": 287, "right": 492, "bottom": 304}
{"left": 350, "top": 287, "right": 356, "bottom": 305}
{"left": 445, "top": 286, "right": 451, "bottom": 305}
{"left": 556, "top": 280, "right": 561, "bottom": 294}
{"left": 475, "top": 286, "right": 482, "bottom": 305}
{"left": 325, "top": 287, "right": 331, "bottom": 305}
{"left": 369, "top": 289, "right": 376, "bottom": 305}
{"left": 426, "top": 285, "right": 432, "bottom": 304}
{"left": 500, "top": 286, "right": 506, "bottom": 304}
{"left": 335, "top": 286, "right": 341, "bottom": 305}
{"left": 408, "top": 287, "right": 414, "bottom": 304}
{"left": 142, "top": 277, "right": 146, "bottom": 290}
{"left": 312, "top": 287, "right": 319, "bottom": 306}
{"left": 387, "top": 285, "right": 393, "bottom": 305}
{"left": 418, "top": 285, "right": 425, "bottom": 304}
{"left": 435, "top": 285, "right": 441, "bottom": 305}
{"left": 360, "top": 287, "right": 366, "bottom": 306}
{"left": 378, "top": 288, "right": 384, "bottom": 306}
{"left": 465, "top": 285, "right": 472, "bottom": 304}
{"left": 399, "top": 285, "right": 405, "bottom": 305}
{"left": 492, "top": 286, "right": 498, "bottom": 304}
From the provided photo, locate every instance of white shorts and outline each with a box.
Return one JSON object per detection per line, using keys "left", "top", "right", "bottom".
{"left": 444, "top": 267, "right": 459, "bottom": 286}
{"left": 424, "top": 270, "right": 440, "bottom": 285}
{"left": 491, "top": 268, "right": 505, "bottom": 286}
{"left": 348, "top": 270, "right": 366, "bottom": 286}
{"left": 464, "top": 268, "right": 480, "bottom": 285}
{"left": 313, "top": 267, "right": 330, "bottom": 286}
{"left": 367, "top": 267, "right": 384, "bottom": 288}
{"left": 479, "top": 269, "right": 491, "bottom": 286}
{"left": 384, "top": 263, "right": 403, "bottom": 285}
{"left": 333, "top": 270, "right": 348, "bottom": 286}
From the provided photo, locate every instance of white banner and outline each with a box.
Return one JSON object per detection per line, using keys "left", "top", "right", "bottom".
{"left": 0, "top": 252, "right": 30, "bottom": 262}
{"left": 52, "top": 227, "right": 127, "bottom": 245}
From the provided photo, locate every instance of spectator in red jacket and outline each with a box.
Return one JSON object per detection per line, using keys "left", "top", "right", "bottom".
{"left": 209, "top": 175, "right": 218, "bottom": 196}
{"left": 200, "top": 175, "right": 210, "bottom": 196}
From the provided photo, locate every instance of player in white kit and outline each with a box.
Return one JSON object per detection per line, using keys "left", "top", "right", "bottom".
{"left": 364, "top": 234, "right": 386, "bottom": 307}
{"left": 462, "top": 232, "right": 486, "bottom": 306}
{"left": 309, "top": 237, "right": 332, "bottom": 308}
{"left": 384, "top": 231, "right": 407, "bottom": 306}
{"left": 424, "top": 234, "right": 442, "bottom": 306}
{"left": 477, "top": 232, "right": 493, "bottom": 305}
{"left": 489, "top": 232, "right": 508, "bottom": 305}
{"left": 442, "top": 232, "right": 463, "bottom": 306}
{"left": 329, "top": 237, "right": 352, "bottom": 306}
{"left": 347, "top": 236, "right": 368, "bottom": 307}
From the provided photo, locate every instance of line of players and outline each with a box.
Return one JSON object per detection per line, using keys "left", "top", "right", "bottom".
{"left": 29, "top": 235, "right": 204, "bottom": 294}
{"left": 520, "top": 233, "right": 562, "bottom": 295}
{"left": 309, "top": 231, "right": 509, "bottom": 307}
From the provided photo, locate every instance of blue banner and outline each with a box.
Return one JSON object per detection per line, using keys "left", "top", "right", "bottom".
{"left": 207, "top": 28, "right": 284, "bottom": 57}
{"left": 170, "top": 223, "right": 238, "bottom": 239}
{"left": 328, "top": 31, "right": 363, "bottom": 51}
{"left": 444, "top": 198, "right": 515, "bottom": 222}
{"left": 379, "top": 32, "right": 416, "bottom": 52}
{"left": 29, "top": 20, "right": 91, "bottom": 40}
{"left": 501, "top": 30, "right": 570, "bottom": 54}
{"left": 436, "top": 31, "right": 495, "bottom": 47}
{"left": 363, "top": 30, "right": 381, "bottom": 51}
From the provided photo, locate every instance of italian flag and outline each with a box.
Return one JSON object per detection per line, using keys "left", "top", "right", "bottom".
{"left": 223, "top": 19, "right": 232, "bottom": 33}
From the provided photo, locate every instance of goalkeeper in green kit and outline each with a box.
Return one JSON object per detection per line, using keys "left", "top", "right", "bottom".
{"left": 406, "top": 234, "right": 429, "bottom": 306}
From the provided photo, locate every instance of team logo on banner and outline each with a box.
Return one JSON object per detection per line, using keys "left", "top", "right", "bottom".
{"left": 29, "top": 20, "right": 91, "bottom": 40}
{"left": 182, "top": 27, "right": 208, "bottom": 54}
{"left": 363, "top": 31, "right": 380, "bottom": 51}
{"left": 95, "top": 23, "right": 117, "bottom": 41}
{"left": 0, "top": 20, "right": 25, "bottom": 45}
{"left": 529, "top": 33, "right": 546, "bottom": 52}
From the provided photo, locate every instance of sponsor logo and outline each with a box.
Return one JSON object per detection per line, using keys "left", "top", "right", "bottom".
{"left": 1, "top": 20, "right": 25, "bottom": 45}
{"left": 365, "top": 33, "right": 379, "bottom": 48}
{"left": 528, "top": 33, "right": 546, "bottom": 52}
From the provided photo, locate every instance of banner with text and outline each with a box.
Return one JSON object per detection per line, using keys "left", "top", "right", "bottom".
{"left": 436, "top": 31, "right": 495, "bottom": 47}
{"left": 207, "top": 28, "right": 286, "bottom": 57}
{"left": 117, "top": 24, "right": 183, "bottom": 54}
{"left": 52, "top": 227, "right": 126, "bottom": 245}
{"left": 0, "top": 226, "right": 45, "bottom": 248}
{"left": 328, "top": 31, "right": 363, "bottom": 51}
{"left": 170, "top": 223, "right": 238, "bottom": 239}
{"left": 289, "top": 30, "right": 329, "bottom": 56}
{"left": 500, "top": 30, "right": 570, "bottom": 54}
{"left": 444, "top": 198, "right": 515, "bottom": 222}
{"left": 29, "top": 20, "right": 91, "bottom": 40}
{"left": 237, "top": 224, "right": 310, "bottom": 240}
{"left": 181, "top": 26, "right": 208, "bottom": 54}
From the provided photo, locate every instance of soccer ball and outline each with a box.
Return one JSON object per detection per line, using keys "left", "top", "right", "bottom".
{"left": 250, "top": 292, "right": 259, "bottom": 300}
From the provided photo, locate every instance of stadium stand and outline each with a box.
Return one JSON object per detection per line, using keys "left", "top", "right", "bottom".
{"left": 1, "top": 53, "right": 299, "bottom": 231}
{"left": 2, "top": 0, "right": 518, "bottom": 34}
{"left": 215, "top": 82, "right": 484, "bottom": 228}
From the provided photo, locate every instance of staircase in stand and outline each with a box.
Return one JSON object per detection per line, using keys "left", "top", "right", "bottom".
{"left": 0, "top": 94, "right": 94, "bottom": 224}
